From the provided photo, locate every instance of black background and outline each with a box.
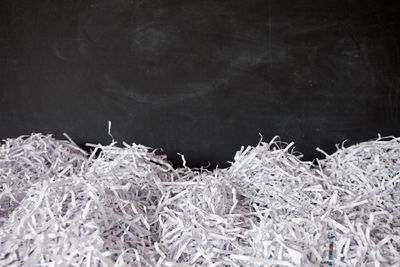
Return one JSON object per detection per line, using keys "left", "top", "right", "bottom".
{"left": 1, "top": 0, "right": 399, "bottom": 168}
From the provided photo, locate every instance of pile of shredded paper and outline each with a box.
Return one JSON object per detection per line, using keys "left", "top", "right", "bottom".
{"left": 0, "top": 131, "right": 399, "bottom": 266}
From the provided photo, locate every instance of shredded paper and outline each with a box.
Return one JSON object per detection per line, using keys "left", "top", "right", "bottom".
{"left": 0, "top": 132, "right": 399, "bottom": 266}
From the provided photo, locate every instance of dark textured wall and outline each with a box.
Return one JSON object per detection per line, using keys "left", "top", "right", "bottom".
{"left": 1, "top": 0, "right": 399, "bottom": 167}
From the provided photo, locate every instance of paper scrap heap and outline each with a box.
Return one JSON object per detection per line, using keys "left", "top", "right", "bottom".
{"left": 0, "top": 134, "right": 399, "bottom": 266}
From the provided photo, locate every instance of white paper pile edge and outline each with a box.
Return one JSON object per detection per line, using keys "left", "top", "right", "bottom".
{"left": 0, "top": 133, "right": 399, "bottom": 266}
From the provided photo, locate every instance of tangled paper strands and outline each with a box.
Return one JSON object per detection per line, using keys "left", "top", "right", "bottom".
{"left": 0, "top": 132, "right": 399, "bottom": 266}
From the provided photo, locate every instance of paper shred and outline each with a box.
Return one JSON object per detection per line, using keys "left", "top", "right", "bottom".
{"left": 0, "top": 133, "right": 399, "bottom": 266}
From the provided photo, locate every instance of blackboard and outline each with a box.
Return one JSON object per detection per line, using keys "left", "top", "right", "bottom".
{"left": 1, "top": 0, "right": 399, "bottom": 168}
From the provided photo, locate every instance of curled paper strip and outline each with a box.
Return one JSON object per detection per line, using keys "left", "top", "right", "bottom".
{"left": 0, "top": 133, "right": 399, "bottom": 266}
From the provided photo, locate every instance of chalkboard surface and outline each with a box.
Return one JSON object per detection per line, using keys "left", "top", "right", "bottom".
{"left": 1, "top": 0, "right": 399, "bottom": 168}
